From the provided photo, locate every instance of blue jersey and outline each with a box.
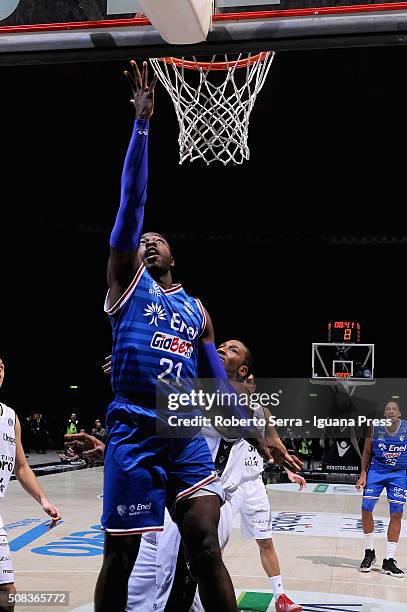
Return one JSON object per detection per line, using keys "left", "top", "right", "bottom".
{"left": 371, "top": 420, "right": 407, "bottom": 471}
{"left": 105, "top": 265, "right": 206, "bottom": 408}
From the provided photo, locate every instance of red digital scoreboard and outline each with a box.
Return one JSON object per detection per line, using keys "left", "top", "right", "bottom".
{"left": 328, "top": 320, "right": 361, "bottom": 343}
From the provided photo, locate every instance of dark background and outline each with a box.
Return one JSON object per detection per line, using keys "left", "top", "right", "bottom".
{"left": 1, "top": 45, "right": 406, "bottom": 440}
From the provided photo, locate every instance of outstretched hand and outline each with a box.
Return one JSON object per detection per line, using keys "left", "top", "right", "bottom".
{"left": 269, "top": 444, "right": 303, "bottom": 473}
{"left": 248, "top": 436, "right": 303, "bottom": 473}
{"left": 125, "top": 60, "right": 158, "bottom": 119}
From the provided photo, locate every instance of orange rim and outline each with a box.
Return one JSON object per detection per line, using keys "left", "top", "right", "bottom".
{"left": 159, "top": 52, "right": 271, "bottom": 71}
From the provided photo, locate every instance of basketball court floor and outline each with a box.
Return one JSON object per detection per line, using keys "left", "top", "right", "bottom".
{"left": 3, "top": 467, "right": 406, "bottom": 611}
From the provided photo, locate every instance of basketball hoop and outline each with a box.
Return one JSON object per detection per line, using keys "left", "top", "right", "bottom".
{"left": 335, "top": 372, "right": 351, "bottom": 380}
{"left": 334, "top": 371, "right": 352, "bottom": 394}
{"left": 149, "top": 52, "right": 275, "bottom": 165}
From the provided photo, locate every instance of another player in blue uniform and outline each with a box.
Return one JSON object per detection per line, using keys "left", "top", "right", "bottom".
{"left": 357, "top": 401, "right": 407, "bottom": 577}
{"left": 96, "top": 61, "right": 301, "bottom": 612}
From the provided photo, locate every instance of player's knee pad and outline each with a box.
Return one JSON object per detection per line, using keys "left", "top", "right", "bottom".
{"left": 389, "top": 502, "right": 404, "bottom": 515}
{"left": 362, "top": 497, "right": 378, "bottom": 512}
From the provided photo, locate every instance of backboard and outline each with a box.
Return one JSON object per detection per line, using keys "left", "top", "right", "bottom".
{"left": 2, "top": 0, "right": 407, "bottom": 65}
{"left": 311, "top": 342, "right": 375, "bottom": 384}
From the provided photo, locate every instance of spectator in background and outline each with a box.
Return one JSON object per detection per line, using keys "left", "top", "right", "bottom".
{"left": 298, "top": 430, "right": 314, "bottom": 471}
{"left": 283, "top": 428, "right": 299, "bottom": 454}
{"left": 91, "top": 419, "right": 106, "bottom": 443}
{"left": 21, "top": 415, "right": 33, "bottom": 455}
{"left": 29, "top": 412, "right": 48, "bottom": 454}
{"left": 66, "top": 413, "right": 79, "bottom": 435}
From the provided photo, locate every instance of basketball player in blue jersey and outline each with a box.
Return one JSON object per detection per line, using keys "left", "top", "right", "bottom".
{"left": 68, "top": 339, "right": 304, "bottom": 612}
{"left": 356, "top": 401, "right": 407, "bottom": 577}
{"left": 96, "top": 61, "right": 301, "bottom": 612}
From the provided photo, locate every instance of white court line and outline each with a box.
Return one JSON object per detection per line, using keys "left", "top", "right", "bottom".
{"left": 230, "top": 574, "right": 407, "bottom": 589}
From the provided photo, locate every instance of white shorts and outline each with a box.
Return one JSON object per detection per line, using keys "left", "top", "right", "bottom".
{"left": 127, "top": 500, "right": 233, "bottom": 612}
{"left": 188, "top": 499, "right": 233, "bottom": 612}
{"left": 0, "top": 529, "right": 14, "bottom": 585}
{"left": 126, "top": 510, "right": 177, "bottom": 612}
{"left": 230, "top": 476, "right": 272, "bottom": 540}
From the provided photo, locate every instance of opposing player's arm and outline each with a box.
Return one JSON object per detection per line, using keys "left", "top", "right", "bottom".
{"left": 65, "top": 433, "right": 105, "bottom": 462}
{"left": 14, "top": 417, "right": 62, "bottom": 522}
{"left": 356, "top": 425, "right": 372, "bottom": 490}
{"left": 107, "top": 61, "right": 158, "bottom": 308}
{"left": 263, "top": 406, "right": 278, "bottom": 443}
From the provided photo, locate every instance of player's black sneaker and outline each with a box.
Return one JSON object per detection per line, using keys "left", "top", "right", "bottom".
{"left": 360, "top": 549, "right": 376, "bottom": 572}
{"left": 381, "top": 558, "right": 405, "bottom": 577}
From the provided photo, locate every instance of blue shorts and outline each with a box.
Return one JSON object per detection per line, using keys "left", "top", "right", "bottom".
{"left": 362, "top": 466, "right": 407, "bottom": 513}
{"left": 101, "top": 399, "right": 223, "bottom": 535}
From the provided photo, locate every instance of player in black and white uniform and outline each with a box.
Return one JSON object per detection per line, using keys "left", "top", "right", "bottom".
{"left": 0, "top": 358, "right": 61, "bottom": 608}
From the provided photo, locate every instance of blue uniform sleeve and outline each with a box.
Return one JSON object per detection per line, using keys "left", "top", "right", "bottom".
{"left": 199, "top": 343, "right": 259, "bottom": 437}
{"left": 199, "top": 342, "right": 228, "bottom": 381}
{"left": 109, "top": 119, "right": 149, "bottom": 251}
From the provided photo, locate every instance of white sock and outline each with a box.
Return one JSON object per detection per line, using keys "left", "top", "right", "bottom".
{"left": 386, "top": 541, "right": 397, "bottom": 560}
{"left": 364, "top": 532, "right": 374, "bottom": 551}
{"left": 269, "top": 575, "right": 284, "bottom": 599}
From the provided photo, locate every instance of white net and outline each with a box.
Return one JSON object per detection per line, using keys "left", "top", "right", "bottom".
{"left": 149, "top": 52, "right": 275, "bottom": 165}
{"left": 334, "top": 372, "right": 353, "bottom": 396}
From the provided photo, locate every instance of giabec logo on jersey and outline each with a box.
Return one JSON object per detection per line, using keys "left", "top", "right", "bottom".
{"left": 151, "top": 332, "right": 193, "bottom": 358}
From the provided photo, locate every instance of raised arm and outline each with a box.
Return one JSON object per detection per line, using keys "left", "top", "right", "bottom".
{"left": 107, "top": 61, "right": 158, "bottom": 308}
